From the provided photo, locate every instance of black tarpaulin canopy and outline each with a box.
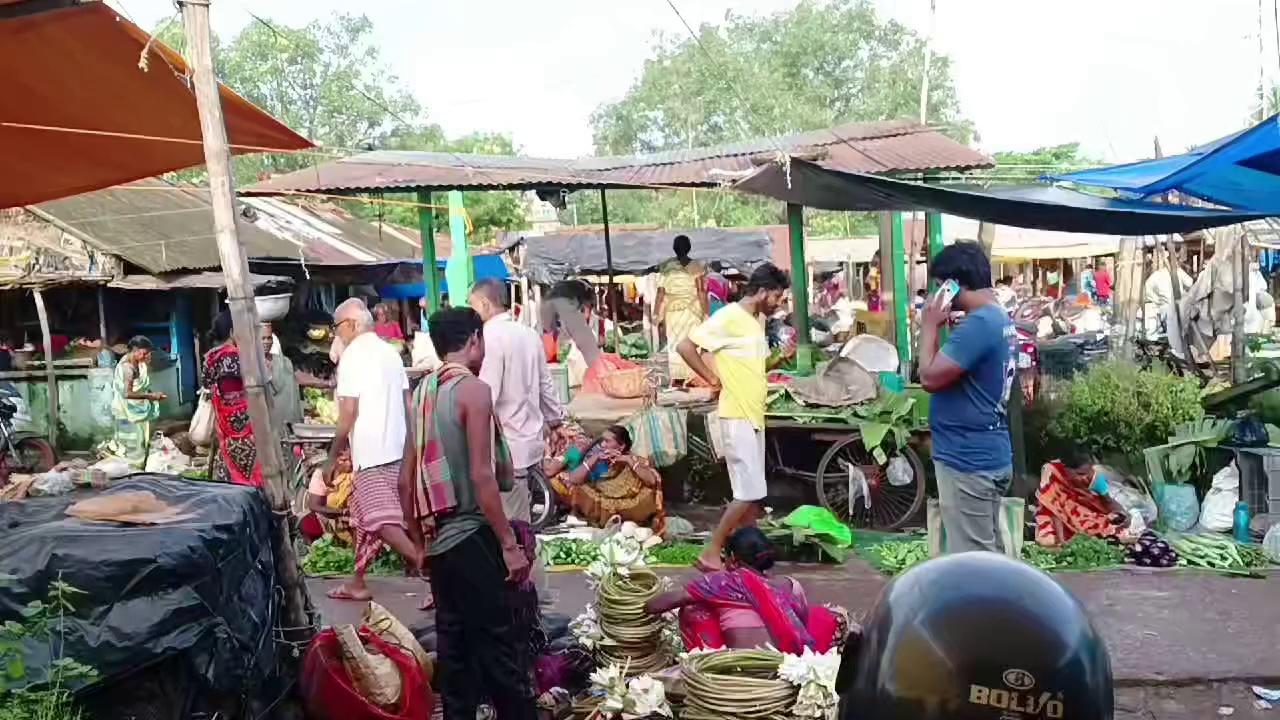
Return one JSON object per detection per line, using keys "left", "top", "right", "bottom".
{"left": 734, "top": 157, "right": 1270, "bottom": 235}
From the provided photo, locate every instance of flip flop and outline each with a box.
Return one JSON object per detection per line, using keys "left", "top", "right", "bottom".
{"left": 326, "top": 586, "right": 372, "bottom": 602}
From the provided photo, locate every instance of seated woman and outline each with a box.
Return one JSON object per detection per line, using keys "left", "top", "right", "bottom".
{"left": 645, "top": 527, "right": 840, "bottom": 654}
{"left": 1035, "top": 444, "right": 1128, "bottom": 548}
{"left": 545, "top": 424, "right": 665, "bottom": 532}
{"left": 299, "top": 448, "right": 354, "bottom": 544}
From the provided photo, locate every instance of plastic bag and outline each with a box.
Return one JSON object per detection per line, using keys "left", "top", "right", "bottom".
{"left": 886, "top": 455, "right": 912, "bottom": 487}
{"left": 1264, "top": 522, "right": 1280, "bottom": 564}
{"left": 300, "top": 628, "right": 433, "bottom": 720}
{"left": 144, "top": 435, "right": 190, "bottom": 474}
{"left": 189, "top": 390, "right": 214, "bottom": 447}
{"left": 30, "top": 471, "right": 73, "bottom": 497}
{"left": 624, "top": 406, "right": 688, "bottom": 468}
{"left": 1226, "top": 414, "right": 1269, "bottom": 447}
{"left": 781, "top": 505, "right": 853, "bottom": 547}
{"left": 1158, "top": 483, "right": 1200, "bottom": 532}
{"left": 1198, "top": 463, "right": 1239, "bottom": 532}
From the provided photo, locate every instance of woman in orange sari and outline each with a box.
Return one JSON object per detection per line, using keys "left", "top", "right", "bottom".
{"left": 1034, "top": 445, "right": 1125, "bottom": 547}
{"left": 545, "top": 424, "right": 665, "bottom": 532}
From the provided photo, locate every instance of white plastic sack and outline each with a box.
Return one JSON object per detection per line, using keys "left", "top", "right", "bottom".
{"left": 144, "top": 435, "right": 191, "bottom": 474}
{"left": 1264, "top": 522, "right": 1280, "bottom": 564}
{"left": 90, "top": 458, "right": 135, "bottom": 479}
{"left": 1199, "top": 463, "right": 1240, "bottom": 532}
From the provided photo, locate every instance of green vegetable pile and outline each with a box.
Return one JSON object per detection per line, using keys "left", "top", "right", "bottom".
{"left": 1021, "top": 535, "right": 1125, "bottom": 571}
{"left": 1168, "top": 533, "right": 1270, "bottom": 574}
{"left": 540, "top": 537, "right": 705, "bottom": 567}
{"left": 766, "top": 388, "right": 920, "bottom": 461}
{"left": 862, "top": 538, "right": 928, "bottom": 575}
{"left": 617, "top": 333, "right": 651, "bottom": 359}
{"left": 301, "top": 534, "right": 404, "bottom": 576}
{"left": 645, "top": 542, "right": 703, "bottom": 566}
{"left": 542, "top": 538, "right": 601, "bottom": 567}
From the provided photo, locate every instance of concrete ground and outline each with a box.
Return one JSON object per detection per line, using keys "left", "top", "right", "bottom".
{"left": 310, "top": 558, "right": 1280, "bottom": 720}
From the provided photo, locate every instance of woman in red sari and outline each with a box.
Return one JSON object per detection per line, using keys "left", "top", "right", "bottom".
{"left": 645, "top": 527, "right": 839, "bottom": 654}
{"left": 1035, "top": 445, "right": 1125, "bottom": 547}
{"left": 201, "top": 311, "right": 263, "bottom": 488}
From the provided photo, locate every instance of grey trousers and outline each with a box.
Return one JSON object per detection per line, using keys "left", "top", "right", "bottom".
{"left": 934, "top": 461, "right": 1011, "bottom": 553}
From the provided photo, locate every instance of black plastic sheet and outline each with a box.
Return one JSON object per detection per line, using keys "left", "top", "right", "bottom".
{"left": 0, "top": 475, "right": 277, "bottom": 695}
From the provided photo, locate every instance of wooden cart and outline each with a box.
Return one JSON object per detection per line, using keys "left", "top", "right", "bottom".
{"left": 764, "top": 417, "right": 929, "bottom": 530}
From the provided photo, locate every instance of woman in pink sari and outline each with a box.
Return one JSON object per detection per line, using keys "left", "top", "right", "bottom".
{"left": 645, "top": 527, "right": 839, "bottom": 654}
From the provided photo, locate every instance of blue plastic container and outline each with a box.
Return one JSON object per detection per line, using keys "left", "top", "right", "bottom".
{"left": 1233, "top": 501, "right": 1252, "bottom": 543}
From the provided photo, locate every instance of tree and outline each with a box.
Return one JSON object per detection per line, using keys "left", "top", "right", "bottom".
{"left": 986, "top": 143, "right": 1101, "bottom": 183}
{"left": 155, "top": 15, "right": 527, "bottom": 241}
{"left": 355, "top": 132, "right": 529, "bottom": 243}
{"left": 584, "top": 0, "right": 967, "bottom": 235}
{"left": 591, "top": 0, "right": 970, "bottom": 156}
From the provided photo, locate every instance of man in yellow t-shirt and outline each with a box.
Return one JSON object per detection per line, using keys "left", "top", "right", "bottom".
{"left": 678, "top": 263, "right": 790, "bottom": 570}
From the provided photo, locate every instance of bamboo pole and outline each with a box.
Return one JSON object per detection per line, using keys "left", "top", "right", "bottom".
{"left": 96, "top": 286, "right": 108, "bottom": 342}
{"left": 180, "top": 0, "right": 309, "bottom": 636}
{"left": 32, "top": 289, "right": 56, "bottom": 448}
{"left": 1233, "top": 227, "right": 1249, "bottom": 383}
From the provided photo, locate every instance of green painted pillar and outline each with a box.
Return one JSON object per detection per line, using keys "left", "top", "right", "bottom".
{"left": 444, "top": 190, "right": 474, "bottom": 303}
{"left": 891, "top": 212, "right": 910, "bottom": 368}
{"left": 787, "top": 203, "right": 815, "bottom": 375}
{"left": 926, "top": 212, "right": 944, "bottom": 290}
{"left": 415, "top": 190, "right": 440, "bottom": 314}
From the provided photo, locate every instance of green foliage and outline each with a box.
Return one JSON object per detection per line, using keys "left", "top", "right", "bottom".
{"left": 1048, "top": 361, "right": 1204, "bottom": 462}
{"left": 591, "top": 0, "right": 970, "bottom": 156}
{"left": 982, "top": 143, "right": 1102, "bottom": 183}
{"left": 572, "top": 0, "right": 968, "bottom": 233}
{"left": 154, "top": 16, "right": 527, "bottom": 242}
{"left": 301, "top": 534, "right": 404, "bottom": 576}
{"left": 0, "top": 577, "right": 96, "bottom": 720}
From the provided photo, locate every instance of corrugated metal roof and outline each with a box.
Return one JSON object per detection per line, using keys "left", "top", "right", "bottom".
{"left": 18, "top": 179, "right": 447, "bottom": 273}
{"left": 244, "top": 120, "right": 992, "bottom": 195}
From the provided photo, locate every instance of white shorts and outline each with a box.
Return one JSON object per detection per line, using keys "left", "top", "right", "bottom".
{"left": 721, "top": 418, "right": 767, "bottom": 501}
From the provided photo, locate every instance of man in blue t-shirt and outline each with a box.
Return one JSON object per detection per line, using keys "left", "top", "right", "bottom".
{"left": 919, "top": 242, "right": 1016, "bottom": 553}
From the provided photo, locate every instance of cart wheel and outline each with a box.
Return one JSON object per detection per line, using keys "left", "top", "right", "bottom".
{"left": 815, "top": 434, "right": 926, "bottom": 530}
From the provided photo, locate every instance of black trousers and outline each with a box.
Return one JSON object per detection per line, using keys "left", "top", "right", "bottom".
{"left": 429, "top": 526, "right": 536, "bottom": 720}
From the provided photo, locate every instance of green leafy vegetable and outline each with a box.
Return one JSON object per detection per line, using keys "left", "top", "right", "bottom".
{"left": 301, "top": 534, "right": 404, "bottom": 576}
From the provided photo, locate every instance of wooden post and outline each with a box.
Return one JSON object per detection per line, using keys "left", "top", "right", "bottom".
{"left": 180, "top": 0, "right": 309, "bottom": 636}
{"left": 96, "top": 286, "right": 108, "bottom": 342}
{"left": 977, "top": 221, "right": 996, "bottom": 258}
{"left": 600, "top": 190, "right": 619, "bottom": 349}
{"left": 1233, "top": 227, "right": 1249, "bottom": 383}
{"left": 32, "top": 289, "right": 56, "bottom": 448}
{"left": 787, "top": 203, "right": 815, "bottom": 374}
{"left": 1115, "top": 236, "right": 1141, "bottom": 357}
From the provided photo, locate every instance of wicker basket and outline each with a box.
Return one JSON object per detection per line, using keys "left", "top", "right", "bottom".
{"left": 600, "top": 367, "right": 650, "bottom": 399}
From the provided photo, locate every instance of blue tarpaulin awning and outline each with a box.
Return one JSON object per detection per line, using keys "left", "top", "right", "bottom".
{"left": 377, "top": 255, "right": 508, "bottom": 299}
{"left": 1048, "top": 115, "right": 1280, "bottom": 212}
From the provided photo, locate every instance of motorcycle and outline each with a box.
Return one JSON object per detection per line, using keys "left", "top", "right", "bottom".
{"left": 0, "top": 382, "right": 56, "bottom": 484}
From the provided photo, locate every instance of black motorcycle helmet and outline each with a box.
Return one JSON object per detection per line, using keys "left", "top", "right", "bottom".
{"left": 838, "top": 552, "right": 1112, "bottom": 720}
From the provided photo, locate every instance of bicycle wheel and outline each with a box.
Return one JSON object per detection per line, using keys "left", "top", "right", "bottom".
{"left": 815, "top": 434, "right": 926, "bottom": 530}
{"left": 530, "top": 469, "right": 556, "bottom": 530}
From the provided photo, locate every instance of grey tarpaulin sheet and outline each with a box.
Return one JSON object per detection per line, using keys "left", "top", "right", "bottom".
{"left": 735, "top": 158, "right": 1269, "bottom": 235}
{"left": 0, "top": 475, "right": 276, "bottom": 694}
{"left": 520, "top": 227, "right": 771, "bottom": 283}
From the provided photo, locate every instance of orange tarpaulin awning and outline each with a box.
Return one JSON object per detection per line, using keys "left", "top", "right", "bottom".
{"left": 0, "top": 0, "right": 312, "bottom": 209}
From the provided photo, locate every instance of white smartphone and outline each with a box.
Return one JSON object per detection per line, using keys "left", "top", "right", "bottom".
{"left": 933, "top": 279, "right": 960, "bottom": 309}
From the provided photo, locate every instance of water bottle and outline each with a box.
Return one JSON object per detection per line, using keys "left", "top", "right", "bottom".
{"left": 1233, "top": 501, "right": 1252, "bottom": 544}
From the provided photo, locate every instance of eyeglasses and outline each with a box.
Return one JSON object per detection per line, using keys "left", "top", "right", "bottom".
{"left": 332, "top": 318, "right": 354, "bottom": 331}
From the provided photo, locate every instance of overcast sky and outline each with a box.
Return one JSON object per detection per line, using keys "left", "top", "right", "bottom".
{"left": 112, "top": 0, "right": 1271, "bottom": 163}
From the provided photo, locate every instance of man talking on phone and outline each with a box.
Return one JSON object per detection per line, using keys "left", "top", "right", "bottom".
{"left": 918, "top": 242, "right": 1016, "bottom": 553}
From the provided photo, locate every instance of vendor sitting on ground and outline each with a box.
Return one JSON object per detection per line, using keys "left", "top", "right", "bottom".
{"left": 300, "top": 447, "right": 354, "bottom": 544}
{"left": 645, "top": 527, "right": 840, "bottom": 654}
{"left": 1035, "top": 444, "right": 1129, "bottom": 548}
{"left": 545, "top": 423, "right": 665, "bottom": 532}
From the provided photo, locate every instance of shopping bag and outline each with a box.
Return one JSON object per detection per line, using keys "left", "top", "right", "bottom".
{"left": 188, "top": 390, "right": 214, "bottom": 446}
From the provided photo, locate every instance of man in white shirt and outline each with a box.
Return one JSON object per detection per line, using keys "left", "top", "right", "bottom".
{"left": 325, "top": 298, "right": 420, "bottom": 602}
{"left": 468, "top": 279, "right": 564, "bottom": 522}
